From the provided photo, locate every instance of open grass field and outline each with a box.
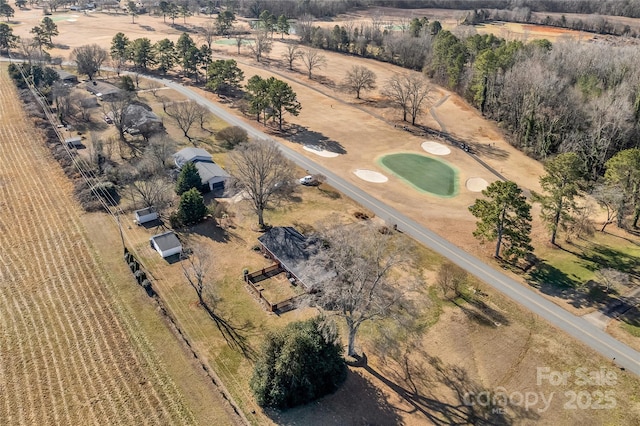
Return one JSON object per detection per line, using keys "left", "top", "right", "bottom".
{"left": 0, "top": 65, "right": 239, "bottom": 425}
{"left": 379, "top": 153, "right": 458, "bottom": 197}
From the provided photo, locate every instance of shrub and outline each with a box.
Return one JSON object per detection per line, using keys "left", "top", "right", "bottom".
{"left": 216, "top": 126, "right": 248, "bottom": 149}
{"left": 250, "top": 317, "right": 346, "bottom": 409}
{"left": 169, "top": 211, "right": 183, "bottom": 228}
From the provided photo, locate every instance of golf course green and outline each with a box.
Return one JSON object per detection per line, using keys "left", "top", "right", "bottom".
{"left": 379, "top": 153, "right": 458, "bottom": 197}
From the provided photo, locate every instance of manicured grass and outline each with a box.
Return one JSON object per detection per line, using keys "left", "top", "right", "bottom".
{"left": 532, "top": 232, "right": 640, "bottom": 290}
{"left": 215, "top": 38, "right": 254, "bottom": 45}
{"left": 379, "top": 153, "right": 458, "bottom": 197}
{"left": 621, "top": 322, "right": 640, "bottom": 338}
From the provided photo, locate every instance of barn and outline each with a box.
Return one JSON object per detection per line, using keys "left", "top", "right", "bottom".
{"left": 150, "top": 231, "right": 182, "bottom": 258}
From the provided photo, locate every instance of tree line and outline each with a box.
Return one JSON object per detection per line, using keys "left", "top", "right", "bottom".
{"left": 298, "top": 17, "right": 640, "bottom": 180}
{"left": 381, "top": 0, "right": 640, "bottom": 19}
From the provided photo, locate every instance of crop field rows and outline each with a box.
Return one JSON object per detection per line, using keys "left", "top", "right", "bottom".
{"left": 0, "top": 69, "right": 194, "bottom": 425}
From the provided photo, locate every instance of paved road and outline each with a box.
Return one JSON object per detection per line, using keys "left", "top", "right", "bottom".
{"left": 159, "top": 77, "right": 640, "bottom": 376}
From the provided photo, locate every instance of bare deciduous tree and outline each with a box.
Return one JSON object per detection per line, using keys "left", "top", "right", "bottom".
{"left": 591, "top": 183, "right": 624, "bottom": 232}
{"left": 595, "top": 268, "right": 630, "bottom": 293}
{"left": 145, "top": 134, "right": 177, "bottom": 169}
{"left": 248, "top": 29, "right": 272, "bottom": 62}
{"left": 130, "top": 177, "right": 172, "bottom": 210}
{"left": 71, "top": 44, "right": 108, "bottom": 81}
{"left": 437, "top": 261, "right": 468, "bottom": 300}
{"left": 105, "top": 94, "right": 133, "bottom": 143}
{"left": 165, "top": 100, "right": 204, "bottom": 141}
{"left": 181, "top": 248, "right": 219, "bottom": 310}
{"left": 300, "top": 48, "right": 326, "bottom": 79}
{"left": 228, "top": 140, "right": 297, "bottom": 227}
{"left": 216, "top": 125, "right": 248, "bottom": 149}
{"left": 146, "top": 80, "right": 163, "bottom": 97}
{"left": 342, "top": 65, "right": 377, "bottom": 99}
{"left": 199, "top": 21, "right": 217, "bottom": 49}
{"left": 383, "top": 72, "right": 431, "bottom": 125}
{"left": 282, "top": 43, "right": 302, "bottom": 70}
{"left": 234, "top": 31, "right": 246, "bottom": 55}
{"left": 308, "top": 221, "right": 414, "bottom": 357}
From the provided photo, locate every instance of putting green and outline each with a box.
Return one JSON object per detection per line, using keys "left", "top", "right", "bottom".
{"left": 379, "top": 153, "right": 458, "bottom": 197}
{"left": 214, "top": 38, "right": 254, "bottom": 45}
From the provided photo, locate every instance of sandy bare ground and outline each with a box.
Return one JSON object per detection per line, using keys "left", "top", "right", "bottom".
{"left": 0, "top": 65, "right": 200, "bottom": 425}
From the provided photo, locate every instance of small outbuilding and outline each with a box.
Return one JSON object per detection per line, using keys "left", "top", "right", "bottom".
{"left": 150, "top": 231, "right": 182, "bottom": 258}
{"left": 65, "top": 136, "right": 83, "bottom": 148}
{"left": 55, "top": 69, "right": 78, "bottom": 84}
{"left": 134, "top": 207, "right": 159, "bottom": 224}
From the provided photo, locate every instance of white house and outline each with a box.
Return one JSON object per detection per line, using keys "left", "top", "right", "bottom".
{"left": 134, "top": 207, "right": 159, "bottom": 224}
{"left": 173, "top": 147, "right": 231, "bottom": 192}
{"left": 173, "top": 147, "right": 213, "bottom": 168}
{"left": 150, "top": 231, "right": 182, "bottom": 258}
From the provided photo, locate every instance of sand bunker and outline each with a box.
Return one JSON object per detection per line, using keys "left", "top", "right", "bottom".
{"left": 354, "top": 169, "right": 388, "bottom": 183}
{"left": 466, "top": 177, "right": 489, "bottom": 192}
{"left": 304, "top": 145, "right": 340, "bottom": 158}
{"left": 421, "top": 141, "right": 451, "bottom": 156}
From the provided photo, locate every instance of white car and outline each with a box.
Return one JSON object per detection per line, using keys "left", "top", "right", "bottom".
{"left": 299, "top": 175, "right": 316, "bottom": 186}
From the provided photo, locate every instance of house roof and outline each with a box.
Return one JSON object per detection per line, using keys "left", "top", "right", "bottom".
{"left": 85, "top": 81, "right": 121, "bottom": 96}
{"left": 123, "top": 104, "right": 162, "bottom": 133}
{"left": 65, "top": 136, "right": 82, "bottom": 144}
{"left": 194, "top": 160, "right": 231, "bottom": 183}
{"left": 151, "top": 231, "right": 181, "bottom": 252}
{"left": 258, "top": 227, "right": 333, "bottom": 289}
{"left": 55, "top": 69, "right": 78, "bottom": 81}
{"left": 173, "top": 147, "right": 212, "bottom": 167}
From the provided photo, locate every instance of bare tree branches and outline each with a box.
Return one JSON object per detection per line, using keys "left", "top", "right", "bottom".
{"left": 300, "top": 48, "right": 326, "bottom": 79}
{"left": 309, "top": 221, "right": 414, "bottom": 357}
{"left": 248, "top": 30, "right": 272, "bottom": 62}
{"left": 164, "top": 100, "right": 207, "bottom": 141}
{"left": 282, "top": 43, "right": 302, "bottom": 71}
{"left": 342, "top": 65, "right": 377, "bottom": 99}
{"left": 228, "top": 140, "right": 296, "bottom": 227}
{"left": 383, "top": 73, "right": 431, "bottom": 125}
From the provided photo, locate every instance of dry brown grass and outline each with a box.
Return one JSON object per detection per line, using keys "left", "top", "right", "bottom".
{"left": 0, "top": 63, "right": 240, "bottom": 424}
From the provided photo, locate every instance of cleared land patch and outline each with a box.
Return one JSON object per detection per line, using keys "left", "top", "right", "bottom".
{"left": 0, "top": 66, "right": 196, "bottom": 425}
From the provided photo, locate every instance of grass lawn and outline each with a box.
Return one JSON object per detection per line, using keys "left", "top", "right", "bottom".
{"left": 379, "top": 153, "right": 458, "bottom": 197}
{"left": 527, "top": 230, "right": 640, "bottom": 313}
{"left": 215, "top": 38, "right": 254, "bottom": 45}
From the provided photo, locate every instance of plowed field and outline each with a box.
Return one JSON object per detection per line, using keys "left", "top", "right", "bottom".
{"left": 0, "top": 67, "right": 195, "bottom": 424}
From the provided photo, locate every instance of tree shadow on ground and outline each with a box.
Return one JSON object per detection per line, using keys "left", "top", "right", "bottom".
{"left": 186, "top": 217, "right": 233, "bottom": 243}
{"left": 620, "top": 305, "right": 640, "bottom": 328}
{"left": 355, "top": 351, "right": 538, "bottom": 425}
{"left": 265, "top": 369, "right": 401, "bottom": 425}
{"left": 577, "top": 242, "right": 640, "bottom": 278}
{"left": 285, "top": 124, "right": 347, "bottom": 154}
{"left": 602, "top": 230, "right": 640, "bottom": 247}
{"left": 467, "top": 140, "right": 510, "bottom": 160}
{"left": 527, "top": 261, "right": 618, "bottom": 310}
{"left": 453, "top": 295, "right": 510, "bottom": 327}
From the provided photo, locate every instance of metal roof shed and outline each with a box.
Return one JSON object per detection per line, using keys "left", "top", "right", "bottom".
{"left": 135, "top": 207, "right": 159, "bottom": 224}
{"left": 150, "top": 231, "right": 182, "bottom": 258}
